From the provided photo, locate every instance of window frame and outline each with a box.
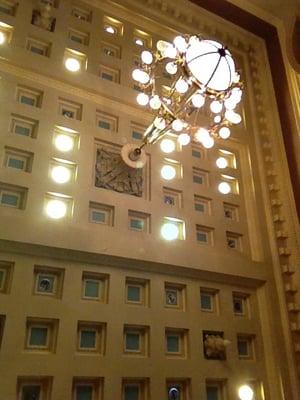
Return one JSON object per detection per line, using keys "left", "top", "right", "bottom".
{"left": 27, "top": 324, "right": 50, "bottom": 349}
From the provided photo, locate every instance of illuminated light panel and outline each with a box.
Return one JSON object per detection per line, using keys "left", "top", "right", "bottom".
{"left": 238, "top": 385, "right": 254, "bottom": 400}
{"left": 54, "top": 134, "right": 74, "bottom": 152}
{"left": 161, "top": 222, "right": 179, "bottom": 241}
{"left": 160, "top": 139, "right": 175, "bottom": 153}
{"left": 46, "top": 199, "right": 67, "bottom": 219}
{"left": 161, "top": 165, "right": 176, "bottom": 180}
{"left": 218, "top": 181, "right": 231, "bottom": 194}
{"left": 65, "top": 57, "right": 81, "bottom": 72}
{"left": 216, "top": 157, "right": 228, "bottom": 169}
{"left": 51, "top": 165, "right": 71, "bottom": 184}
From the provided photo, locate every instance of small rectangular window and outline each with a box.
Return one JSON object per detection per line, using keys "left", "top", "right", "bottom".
{"left": 71, "top": 6, "right": 91, "bottom": 22}
{"left": 165, "top": 329, "right": 187, "bottom": 357}
{"left": 200, "top": 288, "right": 218, "bottom": 313}
{"left": 33, "top": 265, "right": 64, "bottom": 298}
{"left": 167, "top": 381, "right": 189, "bottom": 400}
{"left": 126, "top": 277, "right": 148, "bottom": 306}
{"left": 89, "top": 202, "right": 114, "bottom": 226}
{"left": 26, "top": 318, "right": 58, "bottom": 352}
{"left": 18, "top": 377, "right": 52, "bottom": 400}
{"left": 4, "top": 147, "right": 34, "bottom": 173}
{"left": 0, "top": 182, "right": 27, "bottom": 209}
{"left": 237, "top": 335, "right": 254, "bottom": 359}
{"left": 233, "top": 292, "right": 249, "bottom": 316}
{"left": 69, "top": 28, "right": 89, "bottom": 45}
{"left": 77, "top": 322, "right": 105, "bottom": 353}
{"left": 163, "top": 187, "right": 183, "bottom": 208}
{"left": 192, "top": 146, "right": 203, "bottom": 159}
{"left": 131, "top": 123, "right": 146, "bottom": 141}
{"left": 132, "top": 130, "right": 143, "bottom": 140}
{"left": 103, "top": 16, "right": 123, "bottom": 36}
{"left": 96, "top": 111, "right": 118, "bottom": 132}
{"left": 226, "top": 231, "right": 242, "bottom": 250}
{"left": 206, "top": 380, "right": 226, "bottom": 400}
{"left": 165, "top": 283, "right": 185, "bottom": 310}
{"left": 0, "top": 261, "right": 13, "bottom": 294}
{"left": 58, "top": 98, "right": 82, "bottom": 120}
{"left": 193, "top": 167, "right": 209, "bottom": 186}
{"left": 194, "top": 195, "right": 211, "bottom": 214}
{"left": 101, "top": 42, "right": 121, "bottom": 58}
{"left": 223, "top": 202, "right": 239, "bottom": 220}
{"left": 128, "top": 210, "right": 150, "bottom": 233}
{"left": 133, "top": 28, "right": 152, "bottom": 48}
{"left": 27, "top": 37, "right": 51, "bottom": 57}
{"left": 99, "top": 65, "right": 120, "bottom": 83}
{"left": 124, "top": 325, "right": 148, "bottom": 356}
{"left": 73, "top": 379, "right": 102, "bottom": 400}
{"left": 11, "top": 114, "right": 38, "bottom": 138}
{"left": 82, "top": 272, "right": 108, "bottom": 303}
{"left": 196, "top": 225, "right": 213, "bottom": 245}
{"left": 17, "top": 86, "right": 43, "bottom": 108}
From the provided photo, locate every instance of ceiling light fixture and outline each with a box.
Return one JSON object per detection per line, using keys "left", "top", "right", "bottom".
{"left": 121, "top": 34, "right": 243, "bottom": 186}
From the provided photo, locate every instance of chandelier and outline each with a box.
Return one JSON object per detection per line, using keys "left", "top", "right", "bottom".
{"left": 121, "top": 35, "right": 243, "bottom": 169}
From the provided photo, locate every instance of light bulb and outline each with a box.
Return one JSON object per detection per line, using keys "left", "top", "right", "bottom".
{"left": 51, "top": 165, "right": 71, "bottom": 184}
{"left": 172, "top": 119, "right": 184, "bottom": 132}
{"left": 210, "top": 100, "right": 223, "bottom": 113}
{"left": 164, "top": 45, "right": 177, "bottom": 59}
{"left": 156, "top": 40, "right": 171, "bottom": 52}
{"left": 54, "top": 134, "right": 74, "bottom": 152}
{"left": 132, "top": 69, "right": 150, "bottom": 84}
{"left": 178, "top": 133, "right": 190, "bottom": 146}
{"left": 202, "top": 135, "right": 215, "bottom": 148}
{"left": 214, "top": 115, "right": 222, "bottom": 123}
{"left": 105, "top": 26, "right": 115, "bottom": 34}
{"left": 149, "top": 95, "right": 161, "bottom": 110}
{"left": 160, "top": 139, "right": 175, "bottom": 153}
{"left": 216, "top": 157, "right": 228, "bottom": 169}
{"left": 230, "top": 87, "right": 242, "bottom": 103}
{"left": 46, "top": 199, "right": 67, "bottom": 219}
{"left": 191, "top": 93, "right": 205, "bottom": 108}
{"left": 194, "top": 127, "right": 210, "bottom": 143}
{"left": 224, "top": 97, "right": 237, "bottom": 110}
{"left": 141, "top": 50, "right": 153, "bottom": 64}
{"left": 135, "top": 38, "right": 144, "bottom": 46}
{"left": 161, "top": 165, "right": 176, "bottom": 180}
{"left": 219, "top": 127, "right": 231, "bottom": 139}
{"left": 218, "top": 181, "right": 231, "bottom": 194}
{"left": 163, "top": 97, "right": 172, "bottom": 105}
{"left": 154, "top": 117, "right": 166, "bottom": 130}
{"left": 161, "top": 222, "right": 179, "bottom": 241}
{"left": 165, "top": 62, "right": 177, "bottom": 75}
{"left": 175, "top": 79, "right": 189, "bottom": 94}
{"left": 0, "top": 31, "right": 6, "bottom": 45}
{"left": 65, "top": 57, "right": 81, "bottom": 72}
{"left": 173, "top": 36, "right": 187, "bottom": 53}
{"left": 136, "top": 92, "right": 149, "bottom": 106}
{"left": 238, "top": 385, "right": 254, "bottom": 400}
{"left": 225, "top": 110, "right": 242, "bottom": 124}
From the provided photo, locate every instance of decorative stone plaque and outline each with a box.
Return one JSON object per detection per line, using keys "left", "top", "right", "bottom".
{"left": 95, "top": 146, "right": 143, "bottom": 197}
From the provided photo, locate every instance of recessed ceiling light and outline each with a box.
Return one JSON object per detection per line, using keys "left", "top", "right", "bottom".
{"left": 54, "top": 134, "right": 74, "bottom": 152}
{"left": 46, "top": 199, "right": 67, "bottom": 219}
{"left": 51, "top": 165, "right": 71, "bottom": 184}
{"left": 65, "top": 57, "right": 81, "bottom": 72}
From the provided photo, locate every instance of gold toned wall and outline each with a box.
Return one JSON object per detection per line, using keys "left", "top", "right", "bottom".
{"left": 0, "top": 0, "right": 299, "bottom": 399}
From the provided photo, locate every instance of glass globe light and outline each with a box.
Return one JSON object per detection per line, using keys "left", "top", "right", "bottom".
{"left": 219, "top": 126, "right": 231, "bottom": 139}
{"left": 165, "top": 62, "right": 178, "bottom": 75}
{"left": 160, "top": 138, "right": 175, "bottom": 153}
{"left": 178, "top": 133, "right": 190, "bottom": 146}
{"left": 233, "top": 72, "right": 240, "bottom": 83}
{"left": 0, "top": 32, "right": 6, "bottom": 45}
{"left": 175, "top": 78, "right": 189, "bottom": 94}
{"left": 141, "top": 50, "right": 153, "bottom": 64}
{"left": 218, "top": 181, "right": 231, "bottom": 194}
{"left": 65, "top": 57, "right": 81, "bottom": 72}
{"left": 161, "top": 222, "right": 179, "bottom": 241}
{"left": 172, "top": 119, "right": 184, "bottom": 132}
{"left": 161, "top": 165, "right": 176, "bottom": 180}
{"left": 149, "top": 95, "right": 162, "bottom": 110}
{"left": 132, "top": 69, "right": 150, "bottom": 84}
{"left": 224, "top": 97, "right": 237, "bottom": 110}
{"left": 46, "top": 199, "right": 67, "bottom": 219}
{"left": 210, "top": 100, "right": 223, "bottom": 114}
{"left": 238, "top": 385, "right": 254, "bottom": 400}
{"left": 54, "top": 134, "right": 74, "bottom": 152}
{"left": 194, "top": 127, "right": 210, "bottom": 143}
{"left": 156, "top": 40, "right": 171, "bottom": 52}
{"left": 173, "top": 36, "right": 187, "bottom": 53}
{"left": 214, "top": 115, "right": 222, "bottom": 123}
{"left": 230, "top": 87, "right": 242, "bottom": 103}
{"left": 185, "top": 39, "right": 236, "bottom": 91}
{"left": 136, "top": 93, "right": 149, "bottom": 106}
{"left": 51, "top": 165, "right": 71, "bottom": 184}
{"left": 164, "top": 45, "right": 177, "bottom": 59}
{"left": 202, "top": 135, "right": 215, "bottom": 148}
{"left": 191, "top": 93, "right": 205, "bottom": 108}
{"left": 154, "top": 117, "right": 166, "bottom": 130}
{"left": 225, "top": 110, "right": 242, "bottom": 124}
{"left": 216, "top": 157, "right": 228, "bottom": 169}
